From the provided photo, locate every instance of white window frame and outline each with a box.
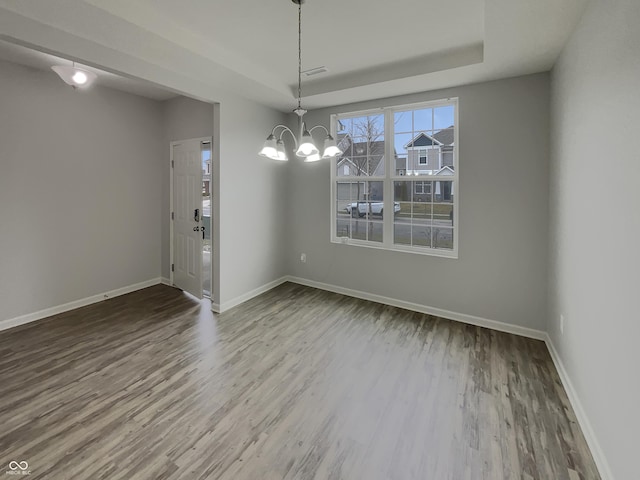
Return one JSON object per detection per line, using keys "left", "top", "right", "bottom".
{"left": 415, "top": 181, "right": 432, "bottom": 195}
{"left": 330, "top": 98, "right": 459, "bottom": 258}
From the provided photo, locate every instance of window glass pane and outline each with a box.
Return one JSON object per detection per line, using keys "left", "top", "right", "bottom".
{"left": 350, "top": 156, "right": 368, "bottom": 176}
{"left": 412, "top": 225, "right": 432, "bottom": 248}
{"left": 336, "top": 117, "right": 351, "bottom": 134}
{"left": 394, "top": 180, "right": 412, "bottom": 203}
{"left": 433, "top": 203, "right": 453, "bottom": 227}
{"left": 413, "top": 198, "right": 433, "bottom": 219}
{"left": 434, "top": 106, "right": 455, "bottom": 129}
{"left": 394, "top": 223, "right": 412, "bottom": 246}
{"left": 434, "top": 181, "right": 454, "bottom": 203}
{"left": 368, "top": 181, "right": 383, "bottom": 202}
{"left": 442, "top": 148, "right": 454, "bottom": 169}
{"left": 336, "top": 181, "right": 354, "bottom": 217}
{"left": 427, "top": 149, "right": 438, "bottom": 167}
{"left": 335, "top": 114, "right": 385, "bottom": 177}
{"left": 336, "top": 217, "right": 351, "bottom": 238}
{"left": 433, "top": 127, "right": 454, "bottom": 149}
{"left": 336, "top": 181, "right": 384, "bottom": 243}
{"left": 394, "top": 111, "right": 412, "bottom": 133}
{"left": 395, "top": 157, "right": 408, "bottom": 176}
{"left": 350, "top": 221, "right": 368, "bottom": 241}
{"left": 393, "top": 132, "right": 413, "bottom": 172}
{"left": 337, "top": 159, "right": 352, "bottom": 177}
{"left": 369, "top": 220, "right": 383, "bottom": 243}
{"left": 433, "top": 227, "right": 454, "bottom": 250}
{"left": 414, "top": 108, "right": 433, "bottom": 131}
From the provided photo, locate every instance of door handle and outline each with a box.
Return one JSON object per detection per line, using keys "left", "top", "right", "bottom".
{"left": 194, "top": 208, "right": 200, "bottom": 222}
{"left": 202, "top": 226, "right": 205, "bottom": 240}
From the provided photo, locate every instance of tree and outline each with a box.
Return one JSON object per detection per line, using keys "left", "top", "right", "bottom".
{"left": 347, "top": 115, "right": 384, "bottom": 219}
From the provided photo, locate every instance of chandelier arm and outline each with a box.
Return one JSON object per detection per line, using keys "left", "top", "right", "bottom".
{"left": 308, "top": 125, "right": 330, "bottom": 136}
{"left": 273, "top": 125, "right": 298, "bottom": 149}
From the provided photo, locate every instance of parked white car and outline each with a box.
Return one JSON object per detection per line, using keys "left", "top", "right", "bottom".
{"left": 345, "top": 201, "right": 401, "bottom": 217}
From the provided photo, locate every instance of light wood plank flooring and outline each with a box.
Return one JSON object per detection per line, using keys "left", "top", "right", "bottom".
{"left": 0, "top": 283, "right": 599, "bottom": 479}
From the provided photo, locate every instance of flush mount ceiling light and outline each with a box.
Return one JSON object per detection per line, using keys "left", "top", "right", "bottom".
{"left": 51, "top": 62, "right": 97, "bottom": 89}
{"left": 259, "top": 0, "right": 342, "bottom": 162}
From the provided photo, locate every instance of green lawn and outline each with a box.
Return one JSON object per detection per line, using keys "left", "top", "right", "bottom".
{"left": 396, "top": 202, "right": 452, "bottom": 220}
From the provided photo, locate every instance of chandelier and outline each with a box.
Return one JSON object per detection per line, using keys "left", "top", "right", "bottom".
{"left": 259, "top": 0, "right": 342, "bottom": 162}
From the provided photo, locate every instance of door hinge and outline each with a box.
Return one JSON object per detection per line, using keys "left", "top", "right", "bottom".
{"left": 171, "top": 211, "right": 174, "bottom": 220}
{"left": 171, "top": 263, "right": 174, "bottom": 272}
{"left": 171, "top": 160, "right": 175, "bottom": 168}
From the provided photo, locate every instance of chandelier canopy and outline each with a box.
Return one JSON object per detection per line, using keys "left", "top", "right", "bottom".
{"left": 51, "top": 62, "right": 97, "bottom": 89}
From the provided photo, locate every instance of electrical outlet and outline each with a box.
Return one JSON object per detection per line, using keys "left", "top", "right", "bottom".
{"left": 560, "top": 314, "right": 565, "bottom": 335}
{"left": 300, "top": 253, "right": 307, "bottom": 263}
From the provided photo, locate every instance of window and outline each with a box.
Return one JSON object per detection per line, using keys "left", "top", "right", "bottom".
{"left": 414, "top": 181, "right": 431, "bottom": 195}
{"left": 331, "top": 99, "right": 458, "bottom": 257}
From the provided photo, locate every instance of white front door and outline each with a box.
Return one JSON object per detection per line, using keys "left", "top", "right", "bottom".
{"left": 172, "top": 138, "right": 206, "bottom": 298}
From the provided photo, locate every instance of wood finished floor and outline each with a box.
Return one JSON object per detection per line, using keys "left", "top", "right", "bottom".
{"left": 0, "top": 283, "right": 599, "bottom": 480}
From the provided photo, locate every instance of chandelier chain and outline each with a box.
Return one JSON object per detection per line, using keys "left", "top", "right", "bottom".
{"left": 297, "top": 1, "right": 302, "bottom": 111}
{"left": 259, "top": 0, "right": 342, "bottom": 161}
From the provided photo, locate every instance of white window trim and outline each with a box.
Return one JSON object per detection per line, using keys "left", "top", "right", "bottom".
{"left": 330, "top": 98, "right": 459, "bottom": 258}
{"left": 415, "top": 181, "right": 432, "bottom": 195}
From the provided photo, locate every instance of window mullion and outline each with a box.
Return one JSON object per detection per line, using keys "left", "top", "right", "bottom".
{"left": 383, "top": 107, "right": 393, "bottom": 247}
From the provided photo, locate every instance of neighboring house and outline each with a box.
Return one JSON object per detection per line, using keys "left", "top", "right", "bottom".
{"left": 336, "top": 129, "right": 455, "bottom": 209}
{"left": 403, "top": 127, "right": 455, "bottom": 175}
{"left": 202, "top": 150, "right": 211, "bottom": 196}
{"left": 399, "top": 128, "right": 455, "bottom": 202}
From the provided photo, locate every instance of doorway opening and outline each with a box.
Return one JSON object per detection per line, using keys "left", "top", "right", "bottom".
{"left": 201, "top": 141, "right": 212, "bottom": 298}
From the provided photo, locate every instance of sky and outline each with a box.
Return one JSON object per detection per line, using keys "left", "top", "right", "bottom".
{"left": 337, "top": 105, "right": 455, "bottom": 157}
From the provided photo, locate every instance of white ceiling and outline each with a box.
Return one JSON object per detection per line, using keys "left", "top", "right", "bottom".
{"left": 0, "top": 0, "right": 589, "bottom": 111}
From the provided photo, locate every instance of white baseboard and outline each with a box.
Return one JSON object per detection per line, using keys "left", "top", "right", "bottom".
{"left": 285, "top": 276, "right": 546, "bottom": 341}
{"left": 215, "top": 276, "right": 288, "bottom": 313}
{"left": 544, "top": 335, "right": 613, "bottom": 480}
{"left": 160, "top": 277, "right": 172, "bottom": 286}
{"left": 0, "top": 278, "right": 162, "bottom": 333}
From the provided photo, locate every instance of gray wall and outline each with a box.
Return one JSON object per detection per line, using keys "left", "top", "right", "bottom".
{"left": 549, "top": 0, "right": 640, "bottom": 478}
{"left": 0, "top": 60, "right": 164, "bottom": 323}
{"left": 216, "top": 93, "right": 289, "bottom": 306}
{"left": 0, "top": 57, "right": 290, "bottom": 322}
{"left": 287, "top": 73, "right": 550, "bottom": 330}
